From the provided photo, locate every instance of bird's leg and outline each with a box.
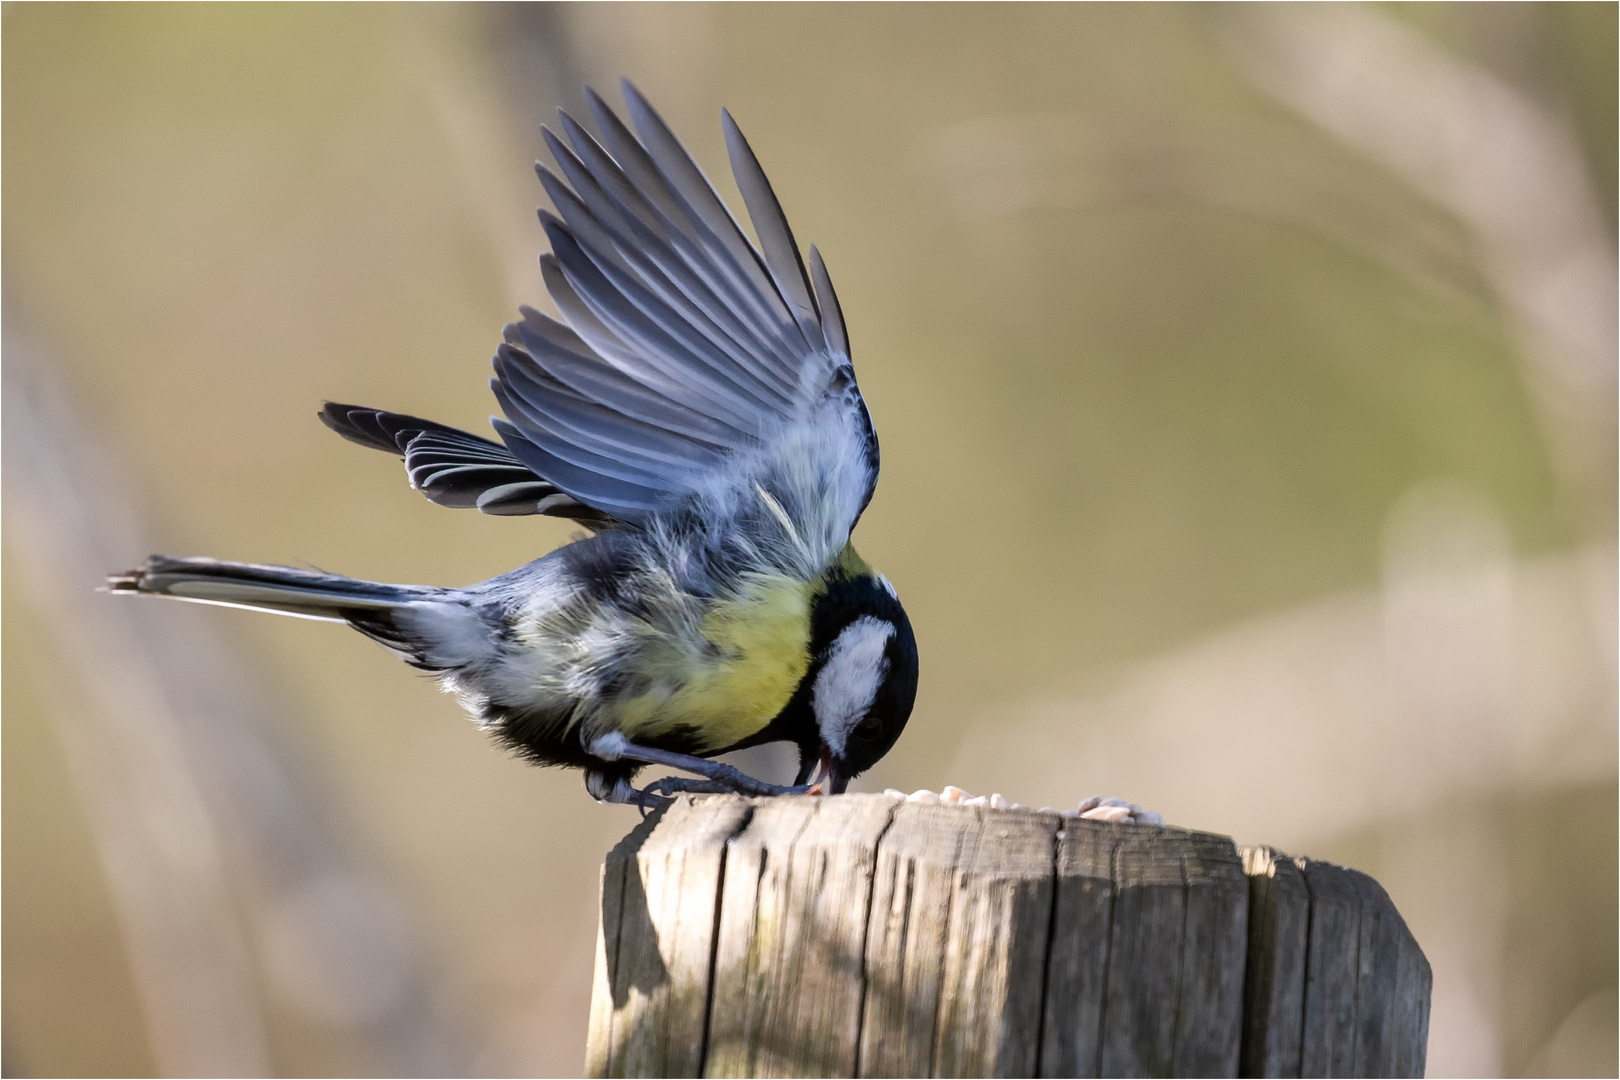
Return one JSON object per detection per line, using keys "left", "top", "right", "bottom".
{"left": 589, "top": 734, "right": 812, "bottom": 797}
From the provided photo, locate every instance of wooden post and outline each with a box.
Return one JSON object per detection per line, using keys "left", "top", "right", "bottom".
{"left": 585, "top": 795, "right": 1430, "bottom": 1078}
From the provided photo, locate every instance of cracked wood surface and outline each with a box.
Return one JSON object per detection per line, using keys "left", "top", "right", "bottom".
{"left": 586, "top": 796, "right": 1429, "bottom": 1078}
{"left": 1238, "top": 847, "right": 1432, "bottom": 1079}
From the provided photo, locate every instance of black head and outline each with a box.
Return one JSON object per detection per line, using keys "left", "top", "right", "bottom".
{"left": 804, "top": 567, "right": 918, "bottom": 793}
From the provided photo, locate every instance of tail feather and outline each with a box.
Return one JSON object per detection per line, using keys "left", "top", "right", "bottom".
{"left": 106, "top": 555, "right": 434, "bottom": 622}
{"left": 109, "top": 556, "right": 500, "bottom": 674}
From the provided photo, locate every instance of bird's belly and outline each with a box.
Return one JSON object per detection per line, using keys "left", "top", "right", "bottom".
{"left": 609, "top": 574, "right": 812, "bottom": 754}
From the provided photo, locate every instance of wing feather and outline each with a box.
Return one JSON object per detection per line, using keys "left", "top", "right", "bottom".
{"left": 722, "top": 108, "right": 825, "bottom": 350}
{"left": 476, "top": 482, "right": 570, "bottom": 516}
{"left": 537, "top": 154, "right": 798, "bottom": 407}
{"left": 618, "top": 83, "right": 799, "bottom": 341}
{"left": 318, "top": 403, "right": 615, "bottom": 525}
{"left": 809, "top": 245, "right": 849, "bottom": 361}
{"left": 543, "top": 222, "right": 767, "bottom": 429}
{"left": 490, "top": 416, "right": 665, "bottom": 515}
{"left": 493, "top": 351, "right": 718, "bottom": 475}
{"left": 539, "top": 250, "right": 756, "bottom": 433}
{"left": 585, "top": 88, "right": 813, "bottom": 387}
{"left": 492, "top": 382, "right": 674, "bottom": 489}
{"left": 504, "top": 311, "right": 735, "bottom": 446}
{"left": 487, "top": 82, "right": 880, "bottom": 544}
{"left": 536, "top": 195, "right": 786, "bottom": 414}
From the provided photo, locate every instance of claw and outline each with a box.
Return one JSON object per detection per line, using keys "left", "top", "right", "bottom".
{"left": 627, "top": 786, "right": 671, "bottom": 811}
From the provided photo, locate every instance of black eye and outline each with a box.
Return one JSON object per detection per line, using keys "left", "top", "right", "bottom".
{"left": 853, "top": 717, "right": 883, "bottom": 741}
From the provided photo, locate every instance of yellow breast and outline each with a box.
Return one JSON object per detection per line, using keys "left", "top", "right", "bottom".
{"left": 607, "top": 571, "right": 814, "bottom": 753}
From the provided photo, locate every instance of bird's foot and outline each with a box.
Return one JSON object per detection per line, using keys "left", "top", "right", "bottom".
{"left": 642, "top": 773, "right": 814, "bottom": 799}
{"left": 589, "top": 734, "right": 815, "bottom": 799}
{"left": 673, "top": 759, "right": 812, "bottom": 797}
{"left": 642, "top": 776, "right": 737, "bottom": 798}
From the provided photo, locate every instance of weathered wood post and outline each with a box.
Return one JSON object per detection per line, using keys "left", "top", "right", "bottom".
{"left": 585, "top": 794, "right": 1430, "bottom": 1078}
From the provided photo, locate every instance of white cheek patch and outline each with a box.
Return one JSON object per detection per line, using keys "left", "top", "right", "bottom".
{"left": 813, "top": 616, "right": 895, "bottom": 757}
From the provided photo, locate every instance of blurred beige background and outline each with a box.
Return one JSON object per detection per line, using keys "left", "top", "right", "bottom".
{"left": 4, "top": 3, "right": 1614, "bottom": 1076}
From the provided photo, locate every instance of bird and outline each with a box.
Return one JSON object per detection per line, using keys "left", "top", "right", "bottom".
{"left": 107, "top": 81, "right": 918, "bottom": 807}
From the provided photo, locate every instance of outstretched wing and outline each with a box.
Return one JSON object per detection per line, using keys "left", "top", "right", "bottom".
{"left": 492, "top": 81, "right": 879, "bottom": 539}
{"left": 318, "top": 403, "right": 618, "bottom": 526}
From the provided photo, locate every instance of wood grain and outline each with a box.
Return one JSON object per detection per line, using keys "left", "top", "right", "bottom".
{"left": 1238, "top": 849, "right": 1432, "bottom": 1079}
{"left": 1089, "top": 825, "right": 1249, "bottom": 1078}
{"left": 587, "top": 796, "right": 754, "bottom": 1079}
{"left": 1237, "top": 846, "right": 1309, "bottom": 1078}
{"left": 585, "top": 796, "right": 1430, "bottom": 1079}
{"left": 930, "top": 808, "right": 1057, "bottom": 1078}
{"left": 1039, "top": 817, "right": 1119, "bottom": 1076}
{"left": 858, "top": 801, "right": 975, "bottom": 1077}
{"left": 707, "top": 795, "right": 897, "bottom": 1077}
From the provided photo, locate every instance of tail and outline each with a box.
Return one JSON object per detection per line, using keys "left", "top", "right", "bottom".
{"left": 106, "top": 555, "right": 472, "bottom": 670}
{"left": 107, "top": 555, "right": 435, "bottom": 619}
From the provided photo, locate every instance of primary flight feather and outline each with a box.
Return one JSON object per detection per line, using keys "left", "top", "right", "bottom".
{"left": 108, "top": 81, "right": 917, "bottom": 805}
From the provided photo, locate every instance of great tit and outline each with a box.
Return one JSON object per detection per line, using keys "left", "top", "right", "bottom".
{"left": 108, "top": 82, "right": 918, "bottom": 807}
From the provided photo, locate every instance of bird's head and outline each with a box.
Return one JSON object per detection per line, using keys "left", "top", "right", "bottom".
{"left": 803, "top": 552, "right": 918, "bottom": 794}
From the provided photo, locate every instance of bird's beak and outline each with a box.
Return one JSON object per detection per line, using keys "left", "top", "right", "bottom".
{"left": 821, "top": 747, "right": 851, "bottom": 795}
{"left": 808, "top": 747, "right": 849, "bottom": 796}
